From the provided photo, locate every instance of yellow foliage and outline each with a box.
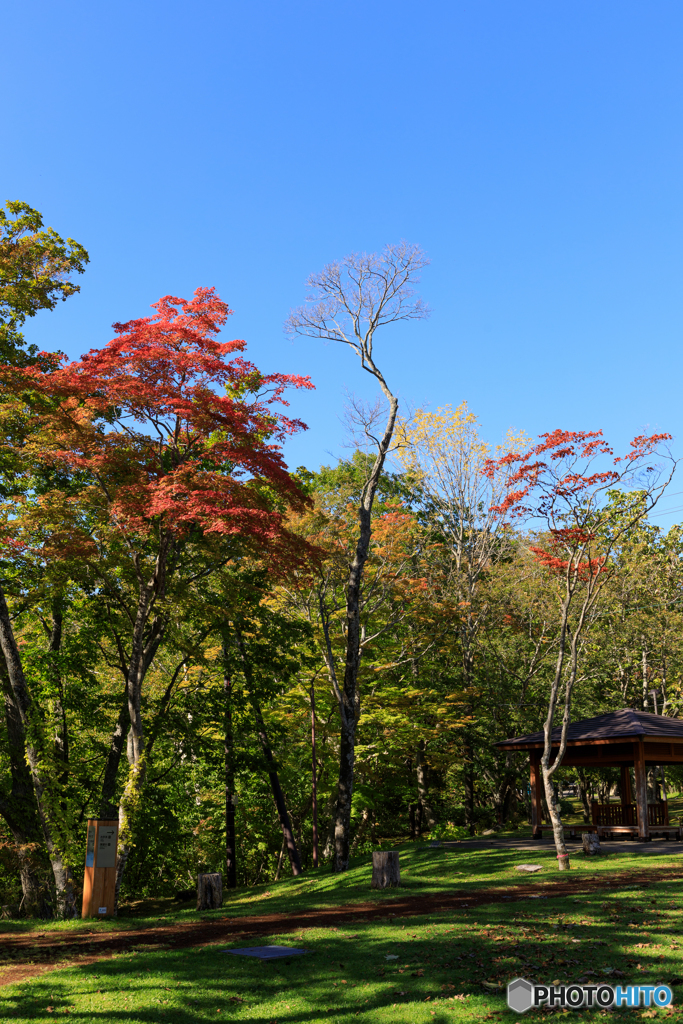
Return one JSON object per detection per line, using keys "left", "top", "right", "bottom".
{"left": 396, "top": 402, "right": 531, "bottom": 526}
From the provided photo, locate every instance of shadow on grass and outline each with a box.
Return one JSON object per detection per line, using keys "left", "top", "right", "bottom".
{"left": 5, "top": 883, "right": 683, "bottom": 1023}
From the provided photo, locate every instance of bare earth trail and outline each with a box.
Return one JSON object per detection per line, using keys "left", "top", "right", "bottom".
{"left": 1, "top": 867, "right": 680, "bottom": 988}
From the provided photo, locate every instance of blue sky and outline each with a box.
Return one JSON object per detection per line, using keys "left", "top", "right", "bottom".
{"left": 4, "top": 1, "right": 683, "bottom": 523}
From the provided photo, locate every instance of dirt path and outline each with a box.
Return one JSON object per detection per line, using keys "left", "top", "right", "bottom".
{"left": 1, "top": 867, "right": 679, "bottom": 988}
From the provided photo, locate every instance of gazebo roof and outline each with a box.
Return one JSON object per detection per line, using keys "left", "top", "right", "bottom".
{"left": 497, "top": 708, "right": 683, "bottom": 750}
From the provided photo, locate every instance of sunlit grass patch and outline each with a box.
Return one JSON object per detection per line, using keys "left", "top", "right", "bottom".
{"left": 4, "top": 873, "right": 683, "bottom": 1022}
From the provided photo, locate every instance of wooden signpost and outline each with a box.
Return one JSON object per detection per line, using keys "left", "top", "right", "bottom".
{"left": 82, "top": 819, "right": 119, "bottom": 918}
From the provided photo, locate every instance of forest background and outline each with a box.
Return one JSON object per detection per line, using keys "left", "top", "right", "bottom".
{"left": 1, "top": 201, "right": 681, "bottom": 916}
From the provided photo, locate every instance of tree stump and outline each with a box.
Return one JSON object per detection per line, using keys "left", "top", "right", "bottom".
{"left": 582, "top": 832, "right": 601, "bottom": 855}
{"left": 197, "top": 872, "right": 223, "bottom": 910}
{"left": 372, "top": 851, "right": 400, "bottom": 889}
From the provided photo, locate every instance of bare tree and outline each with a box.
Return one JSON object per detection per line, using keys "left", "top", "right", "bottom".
{"left": 285, "top": 242, "right": 430, "bottom": 871}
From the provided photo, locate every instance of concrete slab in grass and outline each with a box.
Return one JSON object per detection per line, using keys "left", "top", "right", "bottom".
{"left": 221, "top": 945, "right": 309, "bottom": 960}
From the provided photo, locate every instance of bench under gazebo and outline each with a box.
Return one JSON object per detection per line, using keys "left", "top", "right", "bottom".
{"left": 497, "top": 709, "right": 683, "bottom": 841}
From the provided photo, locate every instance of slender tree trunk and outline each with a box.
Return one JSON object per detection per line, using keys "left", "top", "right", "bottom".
{"left": 114, "top": 580, "right": 168, "bottom": 903}
{"left": 659, "top": 766, "right": 668, "bottom": 802}
{"left": 0, "top": 658, "right": 47, "bottom": 915}
{"left": 0, "top": 582, "right": 77, "bottom": 915}
{"left": 493, "top": 755, "right": 515, "bottom": 824}
{"left": 409, "top": 803, "right": 417, "bottom": 839}
{"left": 575, "top": 769, "right": 591, "bottom": 823}
{"left": 311, "top": 681, "right": 318, "bottom": 868}
{"left": 233, "top": 625, "right": 302, "bottom": 876}
{"left": 463, "top": 736, "right": 475, "bottom": 836}
{"left": 541, "top": 767, "right": 570, "bottom": 869}
{"left": 250, "top": 695, "right": 302, "bottom": 876}
{"left": 274, "top": 835, "right": 286, "bottom": 881}
{"left": 48, "top": 602, "right": 69, "bottom": 799}
{"left": 333, "top": 394, "right": 399, "bottom": 872}
{"left": 642, "top": 648, "right": 649, "bottom": 710}
{"left": 540, "top": 600, "right": 577, "bottom": 872}
{"left": 416, "top": 739, "right": 437, "bottom": 830}
{"left": 322, "top": 789, "right": 337, "bottom": 859}
{"left": 99, "top": 689, "right": 129, "bottom": 819}
{"left": 223, "top": 641, "right": 237, "bottom": 889}
{"left": 350, "top": 807, "right": 370, "bottom": 855}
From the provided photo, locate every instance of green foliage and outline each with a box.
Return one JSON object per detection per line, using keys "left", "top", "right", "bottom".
{"left": 0, "top": 200, "right": 89, "bottom": 364}
{"left": 0, "top": 267, "right": 681, "bottom": 920}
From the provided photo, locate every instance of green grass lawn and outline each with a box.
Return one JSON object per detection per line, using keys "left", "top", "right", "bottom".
{"left": 2, "top": 836, "right": 683, "bottom": 1022}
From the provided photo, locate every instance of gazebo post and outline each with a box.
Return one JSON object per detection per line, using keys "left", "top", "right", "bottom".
{"left": 620, "top": 765, "right": 633, "bottom": 825}
{"left": 634, "top": 741, "right": 650, "bottom": 840}
{"left": 530, "top": 753, "right": 543, "bottom": 839}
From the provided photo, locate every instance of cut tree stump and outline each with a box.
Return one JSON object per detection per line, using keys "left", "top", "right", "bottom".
{"left": 372, "top": 851, "right": 400, "bottom": 889}
{"left": 582, "top": 832, "right": 601, "bottom": 855}
{"left": 197, "top": 872, "right": 223, "bottom": 910}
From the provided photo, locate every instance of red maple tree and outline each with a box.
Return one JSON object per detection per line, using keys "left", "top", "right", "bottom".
{"left": 0, "top": 287, "right": 314, "bottom": 892}
{"left": 485, "top": 428, "right": 675, "bottom": 870}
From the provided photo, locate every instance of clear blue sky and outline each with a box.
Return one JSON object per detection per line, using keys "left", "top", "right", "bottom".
{"left": 4, "top": 1, "right": 683, "bottom": 522}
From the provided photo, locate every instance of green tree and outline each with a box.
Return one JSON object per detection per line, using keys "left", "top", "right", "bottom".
{"left": 0, "top": 201, "right": 88, "bottom": 364}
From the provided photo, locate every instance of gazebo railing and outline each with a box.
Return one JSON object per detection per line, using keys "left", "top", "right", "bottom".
{"left": 590, "top": 800, "right": 669, "bottom": 827}
{"left": 648, "top": 802, "right": 669, "bottom": 826}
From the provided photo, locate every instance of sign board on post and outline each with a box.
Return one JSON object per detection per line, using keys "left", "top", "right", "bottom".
{"left": 82, "top": 819, "right": 119, "bottom": 918}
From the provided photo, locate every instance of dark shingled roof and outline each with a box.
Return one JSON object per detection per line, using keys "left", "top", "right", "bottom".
{"left": 496, "top": 708, "right": 683, "bottom": 748}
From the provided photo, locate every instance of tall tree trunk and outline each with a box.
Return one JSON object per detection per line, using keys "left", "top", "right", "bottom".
{"left": 350, "top": 807, "right": 370, "bottom": 855}
{"left": 493, "top": 755, "right": 515, "bottom": 825}
{"left": 310, "top": 681, "right": 318, "bottom": 868}
{"left": 539, "top": 591, "right": 583, "bottom": 873}
{"left": 48, "top": 601, "right": 69, "bottom": 800}
{"left": 250, "top": 695, "right": 302, "bottom": 876}
{"left": 333, "top": 394, "right": 399, "bottom": 872}
{"left": 642, "top": 648, "right": 649, "bottom": 710}
{"left": 233, "top": 625, "right": 302, "bottom": 876}
{"left": 274, "top": 835, "right": 286, "bottom": 881}
{"left": 463, "top": 736, "right": 475, "bottom": 836}
{"left": 0, "top": 582, "right": 77, "bottom": 915}
{"left": 0, "top": 662, "right": 47, "bottom": 915}
{"left": 416, "top": 739, "right": 437, "bottom": 830}
{"left": 223, "top": 641, "right": 237, "bottom": 889}
{"left": 322, "top": 788, "right": 337, "bottom": 859}
{"left": 99, "top": 689, "right": 129, "bottom": 819}
{"left": 114, "top": 579, "right": 168, "bottom": 904}
{"left": 575, "top": 769, "right": 591, "bottom": 823}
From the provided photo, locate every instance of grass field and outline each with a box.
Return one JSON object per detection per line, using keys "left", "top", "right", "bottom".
{"left": 2, "top": 835, "right": 683, "bottom": 1022}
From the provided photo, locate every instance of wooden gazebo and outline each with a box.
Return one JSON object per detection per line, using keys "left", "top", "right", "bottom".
{"left": 497, "top": 709, "right": 683, "bottom": 841}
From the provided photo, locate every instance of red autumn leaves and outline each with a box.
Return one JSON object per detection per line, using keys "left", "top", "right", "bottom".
{"left": 484, "top": 429, "right": 673, "bottom": 579}
{"left": 1, "top": 287, "right": 314, "bottom": 556}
